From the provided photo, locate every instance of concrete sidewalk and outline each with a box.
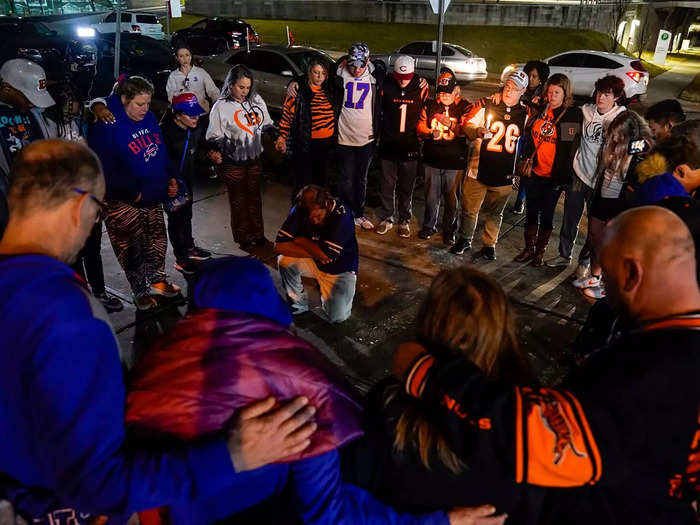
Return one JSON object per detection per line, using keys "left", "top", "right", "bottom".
{"left": 104, "top": 163, "right": 590, "bottom": 391}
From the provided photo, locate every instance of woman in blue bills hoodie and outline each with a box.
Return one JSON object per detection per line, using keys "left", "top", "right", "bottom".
{"left": 88, "top": 76, "right": 181, "bottom": 310}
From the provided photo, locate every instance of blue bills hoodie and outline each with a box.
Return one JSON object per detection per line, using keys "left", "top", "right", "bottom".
{"left": 88, "top": 94, "right": 171, "bottom": 206}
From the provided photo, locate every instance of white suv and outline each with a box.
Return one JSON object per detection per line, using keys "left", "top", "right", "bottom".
{"left": 501, "top": 50, "right": 649, "bottom": 102}
{"left": 92, "top": 11, "right": 164, "bottom": 40}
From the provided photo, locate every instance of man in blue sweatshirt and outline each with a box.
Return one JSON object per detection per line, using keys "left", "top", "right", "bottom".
{"left": 0, "top": 139, "right": 317, "bottom": 524}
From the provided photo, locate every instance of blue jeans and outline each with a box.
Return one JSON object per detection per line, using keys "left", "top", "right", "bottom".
{"left": 558, "top": 175, "right": 595, "bottom": 260}
{"left": 336, "top": 142, "right": 375, "bottom": 218}
{"left": 422, "top": 166, "right": 460, "bottom": 235}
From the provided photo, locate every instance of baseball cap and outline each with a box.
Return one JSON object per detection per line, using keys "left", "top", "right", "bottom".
{"left": 0, "top": 59, "right": 55, "bottom": 108}
{"left": 192, "top": 256, "right": 293, "bottom": 327}
{"left": 347, "top": 42, "right": 370, "bottom": 68}
{"left": 507, "top": 70, "right": 529, "bottom": 91}
{"left": 436, "top": 72, "right": 457, "bottom": 93}
{"left": 393, "top": 55, "right": 415, "bottom": 81}
{"left": 172, "top": 92, "right": 205, "bottom": 118}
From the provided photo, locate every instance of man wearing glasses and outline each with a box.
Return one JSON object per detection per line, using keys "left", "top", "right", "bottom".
{"left": 0, "top": 139, "right": 318, "bottom": 525}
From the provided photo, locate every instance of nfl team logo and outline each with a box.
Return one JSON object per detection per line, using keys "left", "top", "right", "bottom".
{"left": 504, "top": 114, "right": 511, "bottom": 121}
{"left": 38, "top": 78, "right": 47, "bottom": 91}
{"left": 144, "top": 143, "right": 158, "bottom": 162}
{"left": 439, "top": 76, "right": 450, "bottom": 86}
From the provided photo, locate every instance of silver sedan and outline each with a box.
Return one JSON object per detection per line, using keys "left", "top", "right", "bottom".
{"left": 372, "top": 41, "right": 487, "bottom": 83}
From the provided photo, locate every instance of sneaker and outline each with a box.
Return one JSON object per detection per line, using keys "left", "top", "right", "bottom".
{"left": 95, "top": 292, "right": 124, "bottom": 313}
{"left": 418, "top": 228, "right": 435, "bottom": 240}
{"left": 397, "top": 222, "right": 410, "bottom": 238}
{"left": 545, "top": 255, "right": 571, "bottom": 268}
{"left": 443, "top": 232, "right": 456, "bottom": 246}
{"left": 358, "top": 216, "right": 374, "bottom": 230}
{"left": 572, "top": 274, "right": 602, "bottom": 289}
{"left": 188, "top": 246, "right": 212, "bottom": 260}
{"left": 208, "top": 165, "right": 218, "bottom": 180}
{"left": 375, "top": 220, "right": 393, "bottom": 235}
{"left": 512, "top": 199, "right": 525, "bottom": 215}
{"left": 575, "top": 261, "right": 591, "bottom": 280}
{"left": 174, "top": 259, "right": 199, "bottom": 275}
{"left": 450, "top": 237, "right": 472, "bottom": 255}
{"left": 583, "top": 284, "right": 606, "bottom": 300}
{"left": 149, "top": 281, "right": 182, "bottom": 297}
{"left": 481, "top": 246, "right": 497, "bottom": 260}
{"left": 134, "top": 294, "right": 157, "bottom": 311}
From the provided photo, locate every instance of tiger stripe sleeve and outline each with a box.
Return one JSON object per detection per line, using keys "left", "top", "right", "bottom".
{"left": 278, "top": 94, "right": 297, "bottom": 140}
{"left": 403, "top": 353, "right": 603, "bottom": 488}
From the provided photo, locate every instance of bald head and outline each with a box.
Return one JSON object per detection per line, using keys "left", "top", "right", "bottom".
{"left": 600, "top": 206, "right": 700, "bottom": 321}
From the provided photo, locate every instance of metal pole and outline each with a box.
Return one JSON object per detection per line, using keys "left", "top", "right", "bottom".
{"left": 165, "top": 0, "right": 170, "bottom": 35}
{"left": 434, "top": 0, "right": 445, "bottom": 91}
{"left": 114, "top": 0, "right": 122, "bottom": 81}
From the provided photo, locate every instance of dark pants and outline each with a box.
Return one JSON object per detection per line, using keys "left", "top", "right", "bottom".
{"left": 558, "top": 175, "right": 595, "bottom": 260}
{"left": 220, "top": 160, "right": 265, "bottom": 247}
{"left": 105, "top": 201, "right": 167, "bottom": 296}
{"left": 524, "top": 176, "right": 561, "bottom": 231}
{"left": 293, "top": 138, "right": 334, "bottom": 196}
{"left": 336, "top": 142, "right": 375, "bottom": 217}
{"left": 422, "top": 166, "right": 460, "bottom": 236}
{"left": 72, "top": 222, "right": 106, "bottom": 295}
{"left": 166, "top": 199, "right": 194, "bottom": 262}
{"left": 378, "top": 158, "right": 418, "bottom": 224}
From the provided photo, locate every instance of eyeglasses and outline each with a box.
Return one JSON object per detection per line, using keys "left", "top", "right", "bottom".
{"left": 74, "top": 188, "right": 108, "bottom": 223}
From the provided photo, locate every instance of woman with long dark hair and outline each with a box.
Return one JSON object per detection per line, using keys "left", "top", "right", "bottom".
{"left": 514, "top": 74, "right": 582, "bottom": 266}
{"left": 206, "top": 65, "right": 274, "bottom": 251}
{"left": 166, "top": 45, "right": 220, "bottom": 113}
{"left": 345, "top": 266, "right": 543, "bottom": 524}
{"left": 275, "top": 57, "right": 339, "bottom": 195}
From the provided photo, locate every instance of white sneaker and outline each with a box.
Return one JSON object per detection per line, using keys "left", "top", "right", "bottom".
{"left": 375, "top": 220, "right": 393, "bottom": 235}
{"left": 354, "top": 217, "right": 363, "bottom": 228}
{"left": 358, "top": 216, "right": 374, "bottom": 230}
{"left": 575, "top": 261, "right": 591, "bottom": 280}
{"left": 583, "top": 284, "right": 606, "bottom": 300}
{"left": 545, "top": 256, "right": 571, "bottom": 268}
{"left": 573, "top": 274, "right": 602, "bottom": 289}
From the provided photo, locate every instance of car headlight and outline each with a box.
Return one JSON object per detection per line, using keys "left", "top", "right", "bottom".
{"left": 76, "top": 26, "right": 96, "bottom": 38}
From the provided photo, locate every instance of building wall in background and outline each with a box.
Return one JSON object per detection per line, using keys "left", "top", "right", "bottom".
{"left": 184, "top": 0, "right": 620, "bottom": 33}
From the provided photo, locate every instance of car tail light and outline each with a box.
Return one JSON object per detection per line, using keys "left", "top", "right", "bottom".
{"left": 630, "top": 60, "right": 647, "bottom": 72}
{"left": 131, "top": 25, "right": 140, "bottom": 32}
{"left": 626, "top": 71, "right": 642, "bottom": 83}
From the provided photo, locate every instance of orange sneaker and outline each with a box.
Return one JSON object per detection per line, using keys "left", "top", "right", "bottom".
{"left": 149, "top": 281, "right": 181, "bottom": 298}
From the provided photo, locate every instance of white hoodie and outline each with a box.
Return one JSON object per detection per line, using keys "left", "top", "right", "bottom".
{"left": 206, "top": 93, "right": 273, "bottom": 163}
{"left": 573, "top": 103, "right": 626, "bottom": 188}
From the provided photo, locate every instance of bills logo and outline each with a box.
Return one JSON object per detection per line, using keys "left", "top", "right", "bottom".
{"left": 38, "top": 78, "right": 47, "bottom": 91}
{"left": 144, "top": 143, "right": 158, "bottom": 162}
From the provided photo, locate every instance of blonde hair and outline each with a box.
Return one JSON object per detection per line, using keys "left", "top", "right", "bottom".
{"left": 390, "top": 267, "right": 534, "bottom": 473}
{"left": 543, "top": 73, "right": 573, "bottom": 109}
{"left": 600, "top": 110, "right": 651, "bottom": 181}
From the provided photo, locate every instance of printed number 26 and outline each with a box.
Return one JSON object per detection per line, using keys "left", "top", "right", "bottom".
{"left": 345, "top": 82, "right": 370, "bottom": 109}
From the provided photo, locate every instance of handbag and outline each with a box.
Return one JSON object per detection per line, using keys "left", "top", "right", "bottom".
{"left": 164, "top": 130, "right": 193, "bottom": 214}
{"left": 515, "top": 105, "right": 567, "bottom": 179}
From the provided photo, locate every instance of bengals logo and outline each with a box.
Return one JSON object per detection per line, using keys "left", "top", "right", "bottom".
{"left": 234, "top": 108, "right": 263, "bottom": 136}
{"left": 38, "top": 78, "right": 47, "bottom": 91}
{"left": 540, "top": 121, "right": 555, "bottom": 137}
{"left": 536, "top": 394, "right": 587, "bottom": 464}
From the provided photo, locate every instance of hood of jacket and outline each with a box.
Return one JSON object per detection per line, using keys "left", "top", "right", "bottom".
{"left": 126, "top": 308, "right": 364, "bottom": 462}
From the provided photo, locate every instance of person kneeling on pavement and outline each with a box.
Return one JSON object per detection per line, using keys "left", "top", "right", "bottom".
{"left": 275, "top": 185, "right": 358, "bottom": 323}
{"left": 451, "top": 70, "right": 529, "bottom": 260}
{"left": 125, "top": 256, "right": 501, "bottom": 525}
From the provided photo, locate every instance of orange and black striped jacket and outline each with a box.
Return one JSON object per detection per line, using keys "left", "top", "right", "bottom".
{"left": 403, "top": 314, "right": 700, "bottom": 524}
{"left": 278, "top": 84, "right": 336, "bottom": 145}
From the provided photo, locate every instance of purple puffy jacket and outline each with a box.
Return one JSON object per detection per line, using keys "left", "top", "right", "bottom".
{"left": 126, "top": 308, "right": 364, "bottom": 462}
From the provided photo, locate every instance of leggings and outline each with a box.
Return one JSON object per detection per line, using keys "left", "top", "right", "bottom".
{"left": 105, "top": 201, "right": 167, "bottom": 296}
{"left": 220, "top": 160, "right": 265, "bottom": 247}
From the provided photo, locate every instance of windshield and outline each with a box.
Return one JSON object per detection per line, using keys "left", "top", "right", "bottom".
{"left": 286, "top": 50, "right": 332, "bottom": 74}
{"left": 449, "top": 44, "right": 473, "bottom": 58}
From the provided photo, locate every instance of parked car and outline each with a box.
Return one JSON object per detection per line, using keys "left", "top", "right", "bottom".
{"left": 200, "top": 44, "right": 334, "bottom": 111}
{"left": 372, "top": 41, "right": 488, "bottom": 83}
{"left": 500, "top": 50, "right": 649, "bottom": 102}
{"left": 0, "top": 17, "right": 97, "bottom": 84}
{"left": 87, "top": 33, "right": 173, "bottom": 108}
{"left": 92, "top": 11, "right": 164, "bottom": 40}
{"left": 171, "top": 17, "right": 260, "bottom": 56}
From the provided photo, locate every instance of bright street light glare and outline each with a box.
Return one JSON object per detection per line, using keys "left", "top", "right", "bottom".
{"left": 77, "top": 26, "right": 96, "bottom": 37}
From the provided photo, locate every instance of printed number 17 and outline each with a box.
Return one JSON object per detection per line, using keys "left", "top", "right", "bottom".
{"left": 345, "top": 82, "right": 371, "bottom": 109}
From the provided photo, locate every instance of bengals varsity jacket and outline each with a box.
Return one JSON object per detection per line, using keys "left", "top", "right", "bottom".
{"left": 403, "top": 313, "right": 700, "bottom": 524}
